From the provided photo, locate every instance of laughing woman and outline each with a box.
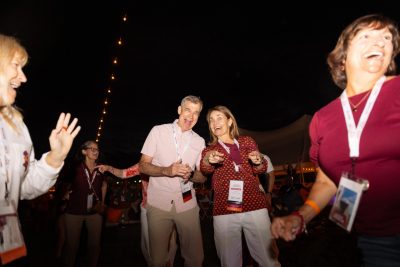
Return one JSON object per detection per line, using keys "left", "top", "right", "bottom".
{"left": 200, "top": 105, "right": 280, "bottom": 267}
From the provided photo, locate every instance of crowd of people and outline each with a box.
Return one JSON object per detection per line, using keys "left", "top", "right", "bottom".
{"left": 2, "top": 12, "right": 400, "bottom": 267}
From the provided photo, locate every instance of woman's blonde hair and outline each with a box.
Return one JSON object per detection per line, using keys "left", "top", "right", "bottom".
{"left": 0, "top": 34, "right": 28, "bottom": 130}
{"left": 206, "top": 105, "right": 240, "bottom": 145}
{"left": 327, "top": 14, "right": 400, "bottom": 89}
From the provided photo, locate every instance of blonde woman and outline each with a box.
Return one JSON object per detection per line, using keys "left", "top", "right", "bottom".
{"left": 0, "top": 33, "right": 80, "bottom": 264}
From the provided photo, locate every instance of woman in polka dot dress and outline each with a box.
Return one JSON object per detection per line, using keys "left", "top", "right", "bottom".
{"left": 200, "top": 105, "right": 280, "bottom": 267}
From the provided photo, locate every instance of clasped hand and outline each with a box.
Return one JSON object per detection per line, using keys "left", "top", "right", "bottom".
{"left": 271, "top": 215, "right": 303, "bottom": 241}
{"left": 168, "top": 160, "right": 193, "bottom": 181}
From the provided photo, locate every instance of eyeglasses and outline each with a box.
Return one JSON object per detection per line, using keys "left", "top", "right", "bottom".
{"left": 86, "top": 147, "right": 99, "bottom": 153}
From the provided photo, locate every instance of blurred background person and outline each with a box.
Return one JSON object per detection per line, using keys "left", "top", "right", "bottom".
{"left": 98, "top": 163, "right": 177, "bottom": 267}
{"left": 63, "top": 140, "right": 107, "bottom": 267}
{"left": 258, "top": 153, "right": 276, "bottom": 209}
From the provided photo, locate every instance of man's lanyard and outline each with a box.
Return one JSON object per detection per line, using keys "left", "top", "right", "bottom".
{"left": 218, "top": 139, "right": 240, "bottom": 172}
{"left": 172, "top": 125, "right": 192, "bottom": 161}
{"left": 340, "top": 76, "right": 385, "bottom": 175}
{"left": 0, "top": 118, "right": 10, "bottom": 200}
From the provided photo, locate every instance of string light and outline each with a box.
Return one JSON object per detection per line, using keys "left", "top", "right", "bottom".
{"left": 95, "top": 13, "right": 128, "bottom": 143}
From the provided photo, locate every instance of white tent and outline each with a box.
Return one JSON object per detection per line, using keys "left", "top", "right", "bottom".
{"left": 239, "top": 114, "right": 312, "bottom": 167}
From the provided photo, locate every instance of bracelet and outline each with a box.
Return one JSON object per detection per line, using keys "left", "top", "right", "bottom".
{"left": 305, "top": 199, "right": 321, "bottom": 214}
{"left": 291, "top": 211, "right": 306, "bottom": 235}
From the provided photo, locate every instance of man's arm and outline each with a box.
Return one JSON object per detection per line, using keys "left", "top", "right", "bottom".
{"left": 139, "top": 154, "right": 192, "bottom": 178}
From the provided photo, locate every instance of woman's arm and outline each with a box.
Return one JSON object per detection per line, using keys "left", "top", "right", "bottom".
{"left": 271, "top": 167, "right": 337, "bottom": 241}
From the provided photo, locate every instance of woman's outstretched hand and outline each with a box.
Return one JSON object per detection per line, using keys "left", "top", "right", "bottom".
{"left": 46, "top": 113, "right": 81, "bottom": 168}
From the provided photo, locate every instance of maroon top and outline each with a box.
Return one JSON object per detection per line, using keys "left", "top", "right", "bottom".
{"left": 65, "top": 162, "right": 106, "bottom": 215}
{"left": 310, "top": 76, "right": 400, "bottom": 236}
{"left": 200, "top": 136, "right": 268, "bottom": 216}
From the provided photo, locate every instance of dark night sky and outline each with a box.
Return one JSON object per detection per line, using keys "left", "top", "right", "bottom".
{"left": 1, "top": 0, "right": 399, "bottom": 167}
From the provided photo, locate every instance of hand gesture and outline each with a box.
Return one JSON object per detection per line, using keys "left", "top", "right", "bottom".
{"left": 96, "top": 164, "right": 110, "bottom": 173}
{"left": 270, "top": 214, "right": 303, "bottom": 241}
{"left": 46, "top": 113, "right": 81, "bottom": 168}
{"left": 167, "top": 160, "right": 192, "bottom": 178}
{"left": 248, "top": 151, "right": 262, "bottom": 165}
{"left": 207, "top": 150, "right": 225, "bottom": 164}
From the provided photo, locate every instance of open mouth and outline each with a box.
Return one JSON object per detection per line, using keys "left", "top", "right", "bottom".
{"left": 365, "top": 51, "right": 383, "bottom": 60}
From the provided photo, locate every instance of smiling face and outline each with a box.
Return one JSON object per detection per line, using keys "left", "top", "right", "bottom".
{"left": 82, "top": 142, "right": 100, "bottom": 161}
{"left": 208, "top": 110, "right": 232, "bottom": 141}
{"left": 0, "top": 51, "right": 27, "bottom": 107}
{"left": 345, "top": 26, "right": 393, "bottom": 76}
{"left": 2, "top": 52, "right": 28, "bottom": 105}
{"left": 177, "top": 100, "right": 202, "bottom": 132}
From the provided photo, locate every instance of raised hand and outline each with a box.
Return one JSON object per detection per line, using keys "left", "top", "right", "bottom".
{"left": 46, "top": 113, "right": 81, "bottom": 168}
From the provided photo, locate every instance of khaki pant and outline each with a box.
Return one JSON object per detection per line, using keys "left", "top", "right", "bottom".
{"left": 141, "top": 205, "right": 177, "bottom": 266}
{"left": 63, "top": 213, "right": 102, "bottom": 267}
{"left": 146, "top": 204, "right": 203, "bottom": 267}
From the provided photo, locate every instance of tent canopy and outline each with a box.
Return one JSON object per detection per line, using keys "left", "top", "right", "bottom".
{"left": 239, "top": 114, "right": 312, "bottom": 166}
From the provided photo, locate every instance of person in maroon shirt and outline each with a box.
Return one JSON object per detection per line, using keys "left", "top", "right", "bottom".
{"left": 63, "top": 140, "right": 107, "bottom": 267}
{"left": 201, "top": 105, "right": 280, "bottom": 267}
{"left": 271, "top": 14, "right": 400, "bottom": 266}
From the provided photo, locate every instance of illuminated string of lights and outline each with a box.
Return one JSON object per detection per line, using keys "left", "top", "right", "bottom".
{"left": 95, "top": 13, "right": 128, "bottom": 143}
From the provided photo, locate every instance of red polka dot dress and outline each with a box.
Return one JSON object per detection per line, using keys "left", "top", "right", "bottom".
{"left": 200, "top": 136, "right": 268, "bottom": 216}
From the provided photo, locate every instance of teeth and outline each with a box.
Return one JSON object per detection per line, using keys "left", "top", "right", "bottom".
{"left": 365, "top": 51, "right": 383, "bottom": 58}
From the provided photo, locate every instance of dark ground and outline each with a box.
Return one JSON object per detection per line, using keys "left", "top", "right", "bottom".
{"left": 6, "top": 202, "right": 361, "bottom": 267}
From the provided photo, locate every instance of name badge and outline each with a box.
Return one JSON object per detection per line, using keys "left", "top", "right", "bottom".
{"left": 0, "top": 200, "right": 27, "bottom": 264}
{"left": 180, "top": 180, "right": 193, "bottom": 203}
{"left": 329, "top": 174, "right": 364, "bottom": 232}
{"left": 227, "top": 180, "right": 244, "bottom": 212}
{"left": 87, "top": 193, "right": 94, "bottom": 211}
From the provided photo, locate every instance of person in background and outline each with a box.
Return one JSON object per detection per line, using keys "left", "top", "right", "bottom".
{"left": 53, "top": 168, "right": 71, "bottom": 261}
{"left": 271, "top": 14, "right": 400, "bottom": 266}
{"left": 0, "top": 33, "right": 80, "bottom": 264}
{"left": 277, "top": 164, "right": 304, "bottom": 214}
{"left": 200, "top": 105, "right": 280, "bottom": 267}
{"left": 63, "top": 140, "right": 107, "bottom": 267}
{"left": 139, "top": 95, "right": 207, "bottom": 267}
{"left": 97, "top": 163, "right": 177, "bottom": 267}
{"left": 259, "top": 153, "right": 276, "bottom": 209}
